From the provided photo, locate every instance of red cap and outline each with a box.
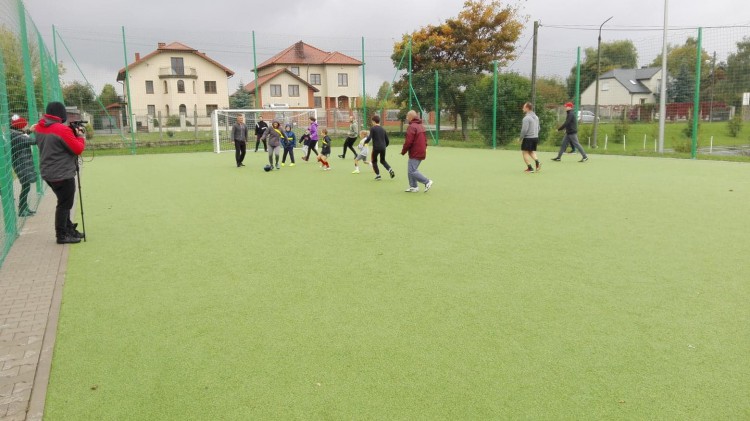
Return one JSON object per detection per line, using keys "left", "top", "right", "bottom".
{"left": 564, "top": 102, "right": 574, "bottom": 108}
{"left": 10, "top": 114, "right": 28, "bottom": 129}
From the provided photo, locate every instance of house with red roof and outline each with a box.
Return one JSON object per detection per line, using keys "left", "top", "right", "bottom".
{"left": 245, "top": 41, "right": 362, "bottom": 110}
{"left": 117, "top": 42, "right": 234, "bottom": 126}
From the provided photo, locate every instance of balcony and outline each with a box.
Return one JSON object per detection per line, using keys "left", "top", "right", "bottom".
{"left": 158, "top": 67, "right": 198, "bottom": 79}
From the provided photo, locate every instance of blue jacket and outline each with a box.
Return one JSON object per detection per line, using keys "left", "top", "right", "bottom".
{"left": 283, "top": 130, "right": 297, "bottom": 148}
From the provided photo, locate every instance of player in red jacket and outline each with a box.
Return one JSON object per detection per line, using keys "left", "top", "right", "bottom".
{"left": 400, "top": 110, "right": 433, "bottom": 193}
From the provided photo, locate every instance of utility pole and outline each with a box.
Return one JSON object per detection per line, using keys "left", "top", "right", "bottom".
{"left": 530, "top": 21, "right": 539, "bottom": 108}
{"left": 592, "top": 16, "right": 613, "bottom": 149}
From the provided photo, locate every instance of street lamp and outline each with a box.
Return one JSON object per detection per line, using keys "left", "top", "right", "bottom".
{"left": 592, "top": 16, "right": 613, "bottom": 149}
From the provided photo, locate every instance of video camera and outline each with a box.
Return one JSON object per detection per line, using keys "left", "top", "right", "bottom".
{"left": 69, "top": 120, "right": 88, "bottom": 135}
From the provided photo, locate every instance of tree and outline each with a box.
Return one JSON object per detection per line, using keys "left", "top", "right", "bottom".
{"left": 649, "top": 37, "right": 710, "bottom": 83}
{"left": 0, "top": 28, "right": 43, "bottom": 116}
{"left": 229, "top": 80, "right": 252, "bottom": 109}
{"left": 672, "top": 65, "right": 694, "bottom": 103}
{"left": 536, "top": 77, "right": 568, "bottom": 105}
{"left": 97, "top": 84, "right": 119, "bottom": 107}
{"left": 566, "top": 40, "right": 638, "bottom": 98}
{"left": 63, "top": 81, "right": 96, "bottom": 112}
{"left": 391, "top": 0, "right": 524, "bottom": 139}
{"left": 716, "top": 36, "right": 750, "bottom": 107}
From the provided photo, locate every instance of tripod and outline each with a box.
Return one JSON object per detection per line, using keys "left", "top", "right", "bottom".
{"left": 76, "top": 161, "right": 87, "bottom": 242}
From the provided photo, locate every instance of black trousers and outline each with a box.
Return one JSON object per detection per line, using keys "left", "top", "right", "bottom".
{"left": 341, "top": 136, "right": 357, "bottom": 157}
{"left": 19, "top": 182, "right": 30, "bottom": 211}
{"left": 255, "top": 136, "right": 267, "bottom": 152}
{"left": 234, "top": 140, "right": 246, "bottom": 165}
{"left": 282, "top": 147, "right": 295, "bottom": 163}
{"left": 305, "top": 140, "right": 319, "bottom": 160}
{"left": 46, "top": 178, "right": 76, "bottom": 238}
{"left": 371, "top": 149, "right": 391, "bottom": 175}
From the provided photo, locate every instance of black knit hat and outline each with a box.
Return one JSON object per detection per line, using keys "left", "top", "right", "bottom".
{"left": 45, "top": 101, "right": 67, "bottom": 122}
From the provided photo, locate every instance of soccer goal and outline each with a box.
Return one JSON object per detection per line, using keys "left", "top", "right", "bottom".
{"left": 212, "top": 109, "right": 317, "bottom": 153}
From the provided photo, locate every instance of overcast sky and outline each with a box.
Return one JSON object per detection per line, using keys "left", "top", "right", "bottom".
{"left": 23, "top": 0, "right": 750, "bottom": 96}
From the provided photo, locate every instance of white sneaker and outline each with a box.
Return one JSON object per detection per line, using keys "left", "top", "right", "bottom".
{"left": 424, "top": 180, "right": 433, "bottom": 192}
{"left": 405, "top": 187, "right": 419, "bottom": 192}
{"left": 352, "top": 169, "right": 360, "bottom": 174}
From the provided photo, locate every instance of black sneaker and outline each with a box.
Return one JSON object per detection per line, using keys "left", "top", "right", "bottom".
{"left": 57, "top": 235, "right": 81, "bottom": 244}
{"left": 389, "top": 168, "right": 395, "bottom": 178}
{"left": 338, "top": 154, "right": 344, "bottom": 159}
{"left": 580, "top": 157, "right": 589, "bottom": 162}
{"left": 551, "top": 157, "right": 561, "bottom": 161}
{"left": 374, "top": 175, "right": 382, "bottom": 181}
{"left": 70, "top": 229, "right": 85, "bottom": 239}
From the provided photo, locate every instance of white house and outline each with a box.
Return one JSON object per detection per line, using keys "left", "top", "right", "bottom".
{"left": 116, "top": 42, "right": 234, "bottom": 127}
{"left": 581, "top": 67, "right": 663, "bottom": 106}
{"left": 245, "top": 41, "right": 362, "bottom": 110}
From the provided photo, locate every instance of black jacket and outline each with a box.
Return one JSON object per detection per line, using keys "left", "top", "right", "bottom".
{"left": 364, "top": 125, "right": 390, "bottom": 151}
{"left": 558, "top": 110, "right": 578, "bottom": 134}
{"left": 255, "top": 120, "right": 268, "bottom": 137}
{"left": 11, "top": 129, "right": 37, "bottom": 184}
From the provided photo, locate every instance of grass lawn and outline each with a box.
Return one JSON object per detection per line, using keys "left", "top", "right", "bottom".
{"left": 45, "top": 148, "right": 749, "bottom": 420}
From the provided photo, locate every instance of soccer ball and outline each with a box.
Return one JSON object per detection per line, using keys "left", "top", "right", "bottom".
{"left": 263, "top": 164, "right": 273, "bottom": 172}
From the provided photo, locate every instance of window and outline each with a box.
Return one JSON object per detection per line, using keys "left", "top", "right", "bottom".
{"left": 165, "top": 105, "right": 170, "bottom": 116}
{"left": 288, "top": 84, "right": 300, "bottom": 97}
{"left": 204, "top": 81, "right": 217, "bottom": 94}
{"left": 171, "top": 57, "right": 184, "bottom": 75}
{"left": 179, "top": 104, "right": 187, "bottom": 116}
{"left": 163, "top": 80, "right": 168, "bottom": 94}
{"left": 145, "top": 80, "right": 154, "bottom": 94}
{"left": 206, "top": 104, "right": 218, "bottom": 117}
{"left": 147, "top": 105, "right": 156, "bottom": 116}
{"left": 192, "top": 81, "right": 196, "bottom": 94}
{"left": 601, "top": 82, "right": 610, "bottom": 91}
{"left": 310, "top": 74, "right": 321, "bottom": 85}
{"left": 290, "top": 66, "right": 299, "bottom": 75}
{"left": 338, "top": 73, "right": 348, "bottom": 87}
{"left": 314, "top": 96, "right": 322, "bottom": 108}
{"left": 177, "top": 80, "right": 185, "bottom": 93}
{"left": 270, "top": 84, "right": 282, "bottom": 97}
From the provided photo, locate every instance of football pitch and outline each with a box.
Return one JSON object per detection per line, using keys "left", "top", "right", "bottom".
{"left": 44, "top": 147, "right": 749, "bottom": 419}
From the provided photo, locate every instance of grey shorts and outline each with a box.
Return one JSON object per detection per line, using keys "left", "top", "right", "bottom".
{"left": 355, "top": 153, "right": 368, "bottom": 161}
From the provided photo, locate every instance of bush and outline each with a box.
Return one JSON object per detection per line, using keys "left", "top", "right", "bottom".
{"left": 84, "top": 123, "right": 95, "bottom": 139}
{"left": 166, "top": 130, "right": 175, "bottom": 138}
{"left": 612, "top": 111, "right": 629, "bottom": 143}
{"left": 727, "top": 114, "right": 743, "bottom": 137}
{"left": 682, "top": 111, "right": 700, "bottom": 139}
{"left": 166, "top": 115, "right": 181, "bottom": 127}
{"left": 578, "top": 124, "right": 592, "bottom": 146}
{"left": 673, "top": 137, "right": 700, "bottom": 153}
{"left": 152, "top": 118, "right": 160, "bottom": 127}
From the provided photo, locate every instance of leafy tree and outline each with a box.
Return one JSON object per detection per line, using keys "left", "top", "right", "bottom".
{"left": 672, "top": 65, "right": 694, "bottom": 103}
{"left": 566, "top": 40, "right": 638, "bottom": 98}
{"left": 649, "top": 37, "right": 710, "bottom": 83}
{"left": 62, "top": 81, "right": 96, "bottom": 112}
{"left": 716, "top": 36, "right": 750, "bottom": 107}
{"left": 229, "top": 80, "right": 252, "bottom": 109}
{"left": 391, "top": 0, "right": 524, "bottom": 139}
{"left": 469, "top": 72, "right": 555, "bottom": 146}
{"left": 0, "top": 28, "right": 43, "bottom": 116}
{"left": 536, "top": 77, "right": 568, "bottom": 105}
{"left": 97, "top": 84, "right": 119, "bottom": 107}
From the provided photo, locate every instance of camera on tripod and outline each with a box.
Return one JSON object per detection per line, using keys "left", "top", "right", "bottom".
{"left": 69, "top": 120, "right": 88, "bottom": 135}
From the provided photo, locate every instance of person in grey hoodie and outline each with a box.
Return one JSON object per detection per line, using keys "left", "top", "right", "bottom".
{"left": 260, "top": 121, "right": 287, "bottom": 169}
{"left": 338, "top": 115, "right": 358, "bottom": 159}
{"left": 520, "top": 102, "right": 541, "bottom": 173}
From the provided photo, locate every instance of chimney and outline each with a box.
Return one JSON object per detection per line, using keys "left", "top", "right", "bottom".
{"left": 158, "top": 42, "right": 166, "bottom": 48}
{"left": 135, "top": 52, "right": 140, "bottom": 61}
{"left": 295, "top": 41, "right": 305, "bottom": 59}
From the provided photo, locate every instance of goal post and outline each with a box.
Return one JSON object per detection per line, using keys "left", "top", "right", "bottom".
{"left": 212, "top": 108, "right": 318, "bottom": 153}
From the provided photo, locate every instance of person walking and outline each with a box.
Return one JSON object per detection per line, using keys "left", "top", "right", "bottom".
{"left": 338, "top": 115, "right": 358, "bottom": 159}
{"left": 260, "top": 121, "right": 287, "bottom": 169}
{"left": 281, "top": 124, "right": 296, "bottom": 166}
{"left": 552, "top": 102, "right": 589, "bottom": 162}
{"left": 254, "top": 115, "right": 268, "bottom": 152}
{"left": 10, "top": 115, "right": 38, "bottom": 216}
{"left": 35, "top": 101, "right": 86, "bottom": 244}
{"left": 520, "top": 102, "right": 541, "bottom": 173}
{"left": 303, "top": 116, "right": 319, "bottom": 161}
{"left": 232, "top": 114, "right": 248, "bottom": 167}
{"left": 363, "top": 115, "right": 394, "bottom": 180}
{"left": 400, "top": 110, "right": 433, "bottom": 193}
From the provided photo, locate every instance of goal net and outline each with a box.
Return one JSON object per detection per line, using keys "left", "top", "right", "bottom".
{"left": 212, "top": 109, "right": 318, "bottom": 153}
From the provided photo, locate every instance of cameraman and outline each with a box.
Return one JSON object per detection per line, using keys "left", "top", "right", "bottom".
{"left": 35, "top": 101, "right": 86, "bottom": 244}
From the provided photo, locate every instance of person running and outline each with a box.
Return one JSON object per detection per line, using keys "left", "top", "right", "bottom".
{"left": 363, "top": 115, "right": 394, "bottom": 180}
{"left": 552, "top": 102, "right": 589, "bottom": 163}
{"left": 232, "top": 114, "right": 248, "bottom": 167}
{"left": 254, "top": 115, "right": 268, "bottom": 152}
{"left": 317, "top": 128, "right": 332, "bottom": 170}
{"left": 281, "top": 124, "right": 296, "bottom": 166}
{"left": 520, "top": 102, "right": 541, "bottom": 173}
{"left": 303, "top": 116, "right": 319, "bottom": 161}
{"left": 352, "top": 130, "right": 370, "bottom": 174}
{"left": 338, "top": 115, "right": 358, "bottom": 159}
{"left": 400, "top": 110, "right": 433, "bottom": 193}
{"left": 260, "top": 121, "right": 287, "bottom": 169}
{"left": 10, "top": 115, "right": 38, "bottom": 216}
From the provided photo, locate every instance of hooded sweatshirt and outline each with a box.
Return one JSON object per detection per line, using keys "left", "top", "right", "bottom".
{"left": 35, "top": 115, "right": 85, "bottom": 181}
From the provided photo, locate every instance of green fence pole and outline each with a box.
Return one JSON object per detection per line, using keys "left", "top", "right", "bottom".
{"left": 121, "top": 26, "right": 137, "bottom": 154}
{"left": 362, "top": 36, "right": 366, "bottom": 127}
{"left": 38, "top": 32, "right": 49, "bottom": 107}
{"left": 52, "top": 25, "right": 62, "bottom": 100}
{"left": 0, "top": 45, "right": 19, "bottom": 251}
{"left": 408, "top": 37, "right": 412, "bottom": 111}
{"left": 691, "top": 27, "right": 703, "bottom": 159}
{"left": 18, "top": 0, "right": 38, "bottom": 121}
{"left": 575, "top": 47, "right": 581, "bottom": 116}
{"left": 492, "top": 61, "right": 498, "bottom": 150}
{"left": 253, "top": 31, "right": 259, "bottom": 108}
{"left": 434, "top": 70, "right": 439, "bottom": 145}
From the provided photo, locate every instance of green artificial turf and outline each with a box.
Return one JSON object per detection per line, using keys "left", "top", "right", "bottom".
{"left": 45, "top": 148, "right": 750, "bottom": 420}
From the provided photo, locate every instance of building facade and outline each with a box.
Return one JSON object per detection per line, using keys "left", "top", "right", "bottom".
{"left": 581, "top": 67, "right": 663, "bottom": 106}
